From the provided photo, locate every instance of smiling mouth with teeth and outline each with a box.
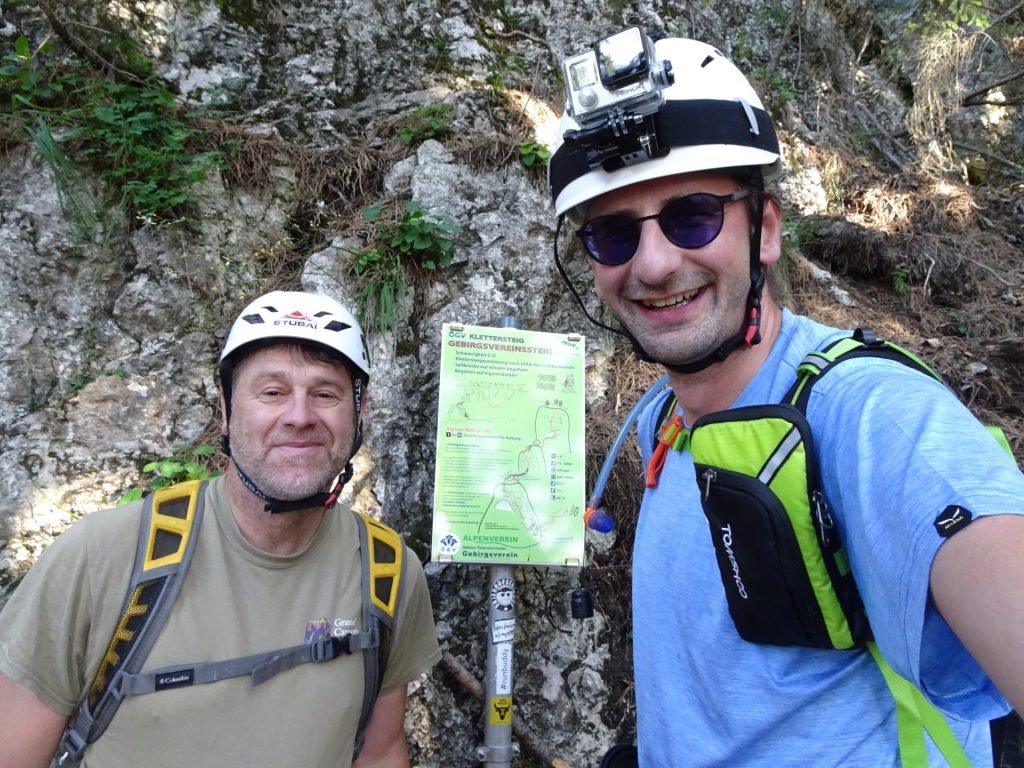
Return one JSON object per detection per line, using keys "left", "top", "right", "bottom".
{"left": 642, "top": 287, "right": 701, "bottom": 309}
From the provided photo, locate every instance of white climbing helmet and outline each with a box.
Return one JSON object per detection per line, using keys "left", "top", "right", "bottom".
{"left": 219, "top": 290, "right": 370, "bottom": 386}
{"left": 548, "top": 34, "right": 783, "bottom": 220}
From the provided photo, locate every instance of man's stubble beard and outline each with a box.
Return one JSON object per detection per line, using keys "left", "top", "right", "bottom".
{"left": 228, "top": 423, "right": 350, "bottom": 502}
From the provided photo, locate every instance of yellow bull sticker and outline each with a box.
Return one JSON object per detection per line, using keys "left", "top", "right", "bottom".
{"left": 490, "top": 696, "right": 512, "bottom": 725}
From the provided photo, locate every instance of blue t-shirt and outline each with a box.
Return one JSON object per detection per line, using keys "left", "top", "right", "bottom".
{"left": 633, "top": 309, "right": 1022, "bottom": 767}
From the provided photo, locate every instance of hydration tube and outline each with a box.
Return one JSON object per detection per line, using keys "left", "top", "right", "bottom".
{"left": 585, "top": 374, "right": 670, "bottom": 532}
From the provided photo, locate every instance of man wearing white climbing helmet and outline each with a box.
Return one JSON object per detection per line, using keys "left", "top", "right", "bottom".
{"left": 218, "top": 290, "right": 371, "bottom": 514}
{"left": 0, "top": 290, "right": 441, "bottom": 768}
{"left": 550, "top": 28, "right": 1024, "bottom": 768}
{"left": 549, "top": 30, "right": 783, "bottom": 376}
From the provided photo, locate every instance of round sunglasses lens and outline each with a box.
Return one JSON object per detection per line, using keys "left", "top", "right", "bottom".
{"left": 583, "top": 216, "right": 640, "bottom": 265}
{"left": 660, "top": 194, "right": 724, "bottom": 249}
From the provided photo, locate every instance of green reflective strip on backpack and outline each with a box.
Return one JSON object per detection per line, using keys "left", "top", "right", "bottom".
{"left": 990, "top": 427, "right": 1014, "bottom": 460}
{"left": 867, "top": 642, "right": 972, "bottom": 768}
{"left": 791, "top": 337, "right": 868, "bottom": 403}
{"left": 761, "top": 424, "right": 857, "bottom": 649}
{"left": 880, "top": 341, "right": 941, "bottom": 383}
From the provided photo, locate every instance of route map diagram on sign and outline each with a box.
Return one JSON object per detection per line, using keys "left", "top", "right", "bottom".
{"left": 432, "top": 324, "right": 586, "bottom": 566}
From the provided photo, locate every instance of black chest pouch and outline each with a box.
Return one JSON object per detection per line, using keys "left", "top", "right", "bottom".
{"left": 690, "top": 404, "right": 869, "bottom": 649}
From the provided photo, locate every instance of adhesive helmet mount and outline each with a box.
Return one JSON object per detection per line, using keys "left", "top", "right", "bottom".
{"left": 218, "top": 290, "right": 371, "bottom": 513}
{"left": 548, "top": 31, "right": 782, "bottom": 374}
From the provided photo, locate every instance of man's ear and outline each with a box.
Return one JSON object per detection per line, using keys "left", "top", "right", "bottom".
{"left": 759, "top": 195, "right": 783, "bottom": 267}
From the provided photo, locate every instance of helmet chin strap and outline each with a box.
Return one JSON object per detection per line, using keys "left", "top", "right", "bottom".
{"left": 220, "top": 434, "right": 356, "bottom": 513}
{"left": 219, "top": 378, "right": 365, "bottom": 514}
{"left": 220, "top": 417, "right": 364, "bottom": 514}
{"left": 553, "top": 192, "right": 766, "bottom": 376}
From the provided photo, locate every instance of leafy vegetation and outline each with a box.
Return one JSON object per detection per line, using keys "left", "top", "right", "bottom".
{"left": 352, "top": 244, "right": 406, "bottom": 339}
{"left": 399, "top": 104, "right": 451, "bottom": 146}
{"left": 61, "top": 365, "right": 126, "bottom": 399}
{"left": 352, "top": 200, "right": 462, "bottom": 335}
{"left": 891, "top": 264, "right": 911, "bottom": 296}
{"left": 518, "top": 140, "right": 551, "bottom": 168}
{"left": 0, "top": 36, "right": 64, "bottom": 106}
{"left": 912, "top": 0, "right": 991, "bottom": 33}
{"left": 118, "top": 443, "right": 221, "bottom": 504}
{"left": 0, "top": 34, "right": 223, "bottom": 226}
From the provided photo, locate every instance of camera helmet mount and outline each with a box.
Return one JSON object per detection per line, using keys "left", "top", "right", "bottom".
{"left": 559, "top": 27, "right": 675, "bottom": 174}
{"left": 218, "top": 290, "right": 371, "bottom": 513}
{"left": 548, "top": 33, "right": 782, "bottom": 375}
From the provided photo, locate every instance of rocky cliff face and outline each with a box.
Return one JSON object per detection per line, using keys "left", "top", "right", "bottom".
{"left": 1, "top": 1, "right": 1021, "bottom": 765}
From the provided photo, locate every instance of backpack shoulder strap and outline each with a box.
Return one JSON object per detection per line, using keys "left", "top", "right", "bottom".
{"left": 781, "top": 330, "right": 975, "bottom": 767}
{"left": 867, "top": 643, "right": 971, "bottom": 768}
{"left": 352, "top": 512, "right": 405, "bottom": 757}
{"left": 59, "top": 479, "right": 208, "bottom": 766}
{"left": 785, "top": 328, "right": 941, "bottom": 413}
{"left": 786, "top": 328, "right": 1015, "bottom": 460}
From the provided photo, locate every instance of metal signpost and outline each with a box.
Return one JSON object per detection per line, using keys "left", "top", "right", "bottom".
{"left": 431, "top": 317, "right": 586, "bottom": 766}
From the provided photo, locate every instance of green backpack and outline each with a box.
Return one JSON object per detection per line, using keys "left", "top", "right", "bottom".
{"left": 650, "top": 329, "right": 1017, "bottom": 768}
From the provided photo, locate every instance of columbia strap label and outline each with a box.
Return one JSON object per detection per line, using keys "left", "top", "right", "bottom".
{"left": 155, "top": 668, "right": 194, "bottom": 691}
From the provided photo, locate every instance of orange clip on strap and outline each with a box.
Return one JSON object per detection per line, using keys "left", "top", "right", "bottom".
{"left": 744, "top": 305, "right": 761, "bottom": 347}
{"left": 645, "top": 412, "right": 684, "bottom": 488}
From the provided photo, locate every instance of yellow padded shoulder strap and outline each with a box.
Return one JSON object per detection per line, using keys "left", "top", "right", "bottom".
{"left": 357, "top": 513, "right": 403, "bottom": 622}
{"left": 141, "top": 479, "right": 203, "bottom": 573}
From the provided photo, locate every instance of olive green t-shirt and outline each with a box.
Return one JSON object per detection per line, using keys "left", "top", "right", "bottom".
{"left": 0, "top": 476, "right": 441, "bottom": 767}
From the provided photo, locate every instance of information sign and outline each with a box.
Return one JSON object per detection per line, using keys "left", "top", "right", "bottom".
{"left": 431, "top": 323, "right": 586, "bottom": 566}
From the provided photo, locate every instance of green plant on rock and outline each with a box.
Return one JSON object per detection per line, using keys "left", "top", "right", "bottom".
{"left": 0, "top": 35, "right": 223, "bottom": 226}
{"left": 519, "top": 140, "right": 551, "bottom": 168}
{"left": 0, "top": 36, "right": 65, "bottom": 108}
{"left": 750, "top": 65, "right": 794, "bottom": 107}
{"left": 353, "top": 244, "right": 406, "bottom": 339}
{"left": 912, "top": 0, "right": 990, "bottom": 34}
{"left": 66, "top": 81, "right": 223, "bottom": 222}
{"left": 354, "top": 200, "right": 462, "bottom": 335}
{"left": 382, "top": 200, "right": 460, "bottom": 269}
{"left": 118, "top": 443, "right": 221, "bottom": 504}
{"left": 61, "top": 365, "right": 126, "bottom": 399}
{"left": 891, "top": 264, "right": 912, "bottom": 296}
{"left": 399, "top": 104, "right": 451, "bottom": 146}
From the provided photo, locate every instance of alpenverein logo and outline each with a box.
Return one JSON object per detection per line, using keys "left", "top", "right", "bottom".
{"left": 933, "top": 505, "right": 973, "bottom": 538}
{"left": 438, "top": 532, "right": 461, "bottom": 556}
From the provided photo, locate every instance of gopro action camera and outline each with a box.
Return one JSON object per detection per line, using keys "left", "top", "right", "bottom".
{"left": 562, "top": 27, "right": 674, "bottom": 128}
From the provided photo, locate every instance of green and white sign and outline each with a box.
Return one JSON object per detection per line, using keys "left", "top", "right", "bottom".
{"left": 431, "top": 323, "right": 586, "bottom": 566}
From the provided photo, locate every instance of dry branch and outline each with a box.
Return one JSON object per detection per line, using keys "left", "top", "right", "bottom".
{"left": 37, "top": 1, "right": 148, "bottom": 86}
{"left": 439, "top": 651, "right": 572, "bottom": 768}
{"left": 961, "top": 70, "right": 1024, "bottom": 105}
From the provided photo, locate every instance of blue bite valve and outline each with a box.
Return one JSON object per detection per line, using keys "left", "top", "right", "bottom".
{"left": 584, "top": 506, "right": 615, "bottom": 533}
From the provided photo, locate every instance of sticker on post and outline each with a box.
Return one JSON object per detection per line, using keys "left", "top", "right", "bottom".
{"left": 491, "top": 618, "right": 515, "bottom": 644}
{"left": 490, "top": 577, "right": 515, "bottom": 613}
{"left": 494, "top": 641, "right": 512, "bottom": 695}
{"left": 490, "top": 696, "right": 512, "bottom": 725}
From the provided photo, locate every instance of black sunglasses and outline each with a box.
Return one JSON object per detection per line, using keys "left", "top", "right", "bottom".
{"left": 575, "top": 189, "right": 753, "bottom": 266}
